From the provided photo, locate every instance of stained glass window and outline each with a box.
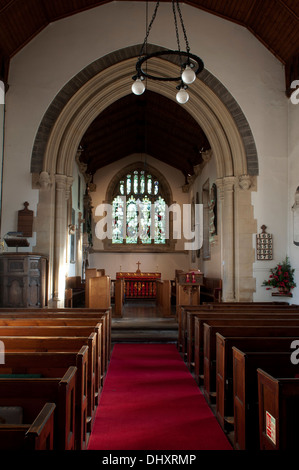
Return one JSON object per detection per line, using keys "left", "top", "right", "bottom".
{"left": 112, "top": 169, "right": 166, "bottom": 245}
{"left": 112, "top": 196, "right": 125, "bottom": 243}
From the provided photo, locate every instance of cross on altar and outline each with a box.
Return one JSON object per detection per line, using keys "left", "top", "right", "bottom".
{"left": 136, "top": 261, "right": 141, "bottom": 273}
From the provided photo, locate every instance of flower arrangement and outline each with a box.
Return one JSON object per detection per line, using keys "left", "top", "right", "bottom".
{"left": 262, "top": 256, "right": 296, "bottom": 293}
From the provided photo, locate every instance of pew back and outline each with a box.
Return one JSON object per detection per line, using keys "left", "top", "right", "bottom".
{"left": 0, "top": 347, "right": 89, "bottom": 450}
{"left": 232, "top": 348, "right": 297, "bottom": 450}
{"left": 0, "top": 366, "right": 77, "bottom": 450}
{"left": 0, "top": 402, "right": 56, "bottom": 450}
{"left": 215, "top": 334, "right": 299, "bottom": 431}
{"left": 203, "top": 324, "right": 299, "bottom": 403}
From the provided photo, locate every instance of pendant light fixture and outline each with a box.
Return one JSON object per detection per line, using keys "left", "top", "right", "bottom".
{"left": 131, "top": 0, "right": 204, "bottom": 104}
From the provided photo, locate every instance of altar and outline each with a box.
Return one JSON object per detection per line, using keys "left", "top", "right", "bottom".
{"left": 116, "top": 264, "right": 161, "bottom": 300}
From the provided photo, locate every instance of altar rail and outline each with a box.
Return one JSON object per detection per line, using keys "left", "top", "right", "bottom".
{"left": 125, "top": 279, "right": 157, "bottom": 299}
{"left": 116, "top": 272, "right": 161, "bottom": 300}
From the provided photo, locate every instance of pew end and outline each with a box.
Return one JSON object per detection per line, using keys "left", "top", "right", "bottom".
{"left": 0, "top": 402, "right": 56, "bottom": 450}
{"left": 257, "top": 368, "right": 299, "bottom": 450}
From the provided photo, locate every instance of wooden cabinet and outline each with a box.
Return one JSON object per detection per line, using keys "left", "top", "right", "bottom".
{"left": 0, "top": 253, "right": 48, "bottom": 308}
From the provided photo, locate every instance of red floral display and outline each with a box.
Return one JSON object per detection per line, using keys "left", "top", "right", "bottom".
{"left": 262, "top": 256, "right": 296, "bottom": 292}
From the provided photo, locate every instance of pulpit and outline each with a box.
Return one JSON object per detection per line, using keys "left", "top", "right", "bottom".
{"left": 0, "top": 253, "right": 48, "bottom": 308}
{"left": 116, "top": 270, "right": 161, "bottom": 299}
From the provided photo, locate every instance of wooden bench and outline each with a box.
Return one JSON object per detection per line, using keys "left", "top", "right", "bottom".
{"left": 0, "top": 334, "right": 98, "bottom": 434}
{"left": 184, "top": 303, "right": 299, "bottom": 357}
{"left": 257, "top": 368, "right": 299, "bottom": 450}
{"left": 215, "top": 334, "right": 299, "bottom": 432}
{"left": 0, "top": 306, "right": 112, "bottom": 358}
{"left": 177, "top": 301, "right": 292, "bottom": 351}
{"left": 203, "top": 323, "right": 299, "bottom": 404}
{"left": 0, "top": 316, "right": 108, "bottom": 383}
{"left": 0, "top": 402, "right": 56, "bottom": 450}
{"left": 178, "top": 302, "right": 299, "bottom": 356}
{"left": 0, "top": 366, "right": 77, "bottom": 450}
{"left": 190, "top": 310, "right": 299, "bottom": 370}
{"left": 0, "top": 308, "right": 111, "bottom": 375}
{"left": 192, "top": 311, "right": 299, "bottom": 381}
{"left": 0, "top": 324, "right": 102, "bottom": 402}
{"left": 0, "top": 323, "right": 102, "bottom": 390}
{"left": 233, "top": 348, "right": 297, "bottom": 450}
{"left": 0, "top": 347, "right": 89, "bottom": 450}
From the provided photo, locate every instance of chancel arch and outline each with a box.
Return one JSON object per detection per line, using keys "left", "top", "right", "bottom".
{"left": 32, "top": 46, "right": 258, "bottom": 306}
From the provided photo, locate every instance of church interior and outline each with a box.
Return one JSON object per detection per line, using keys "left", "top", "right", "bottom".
{"left": 0, "top": 0, "right": 298, "bottom": 453}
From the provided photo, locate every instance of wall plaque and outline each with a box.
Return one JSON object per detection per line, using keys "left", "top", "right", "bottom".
{"left": 256, "top": 225, "right": 273, "bottom": 260}
{"left": 17, "top": 201, "right": 33, "bottom": 237}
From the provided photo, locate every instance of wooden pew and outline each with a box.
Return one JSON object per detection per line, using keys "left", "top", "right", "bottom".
{"left": 0, "top": 308, "right": 111, "bottom": 374}
{"left": 0, "top": 366, "right": 77, "bottom": 450}
{"left": 186, "top": 304, "right": 299, "bottom": 360}
{"left": 232, "top": 348, "right": 297, "bottom": 450}
{"left": 0, "top": 347, "right": 89, "bottom": 450}
{"left": 0, "top": 324, "right": 102, "bottom": 406}
{"left": 0, "top": 316, "right": 108, "bottom": 383}
{"left": 257, "top": 368, "right": 299, "bottom": 450}
{"left": 215, "top": 334, "right": 299, "bottom": 432}
{"left": 203, "top": 323, "right": 299, "bottom": 404}
{"left": 191, "top": 310, "right": 299, "bottom": 370}
{"left": 0, "top": 402, "right": 56, "bottom": 450}
{"left": 179, "top": 303, "right": 299, "bottom": 358}
{"left": 193, "top": 312, "right": 299, "bottom": 382}
{"left": 177, "top": 302, "right": 294, "bottom": 353}
{"left": 0, "top": 334, "right": 98, "bottom": 434}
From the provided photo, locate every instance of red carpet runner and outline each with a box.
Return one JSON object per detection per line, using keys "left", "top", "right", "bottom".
{"left": 88, "top": 343, "right": 232, "bottom": 450}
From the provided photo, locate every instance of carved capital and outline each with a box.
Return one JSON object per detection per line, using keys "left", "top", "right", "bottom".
{"left": 239, "top": 174, "right": 252, "bottom": 190}
{"left": 55, "top": 174, "right": 67, "bottom": 192}
{"left": 215, "top": 176, "right": 237, "bottom": 199}
{"left": 40, "top": 171, "right": 52, "bottom": 189}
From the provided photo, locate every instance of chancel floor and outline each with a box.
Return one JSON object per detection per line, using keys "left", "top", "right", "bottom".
{"left": 111, "top": 300, "right": 178, "bottom": 344}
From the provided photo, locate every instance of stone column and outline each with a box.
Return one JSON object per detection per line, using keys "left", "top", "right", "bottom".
{"left": 53, "top": 174, "right": 73, "bottom": 307}
{"left": 234, "top": 174, "right": 257, "bottom": 301}
{"left": 216, "top": 176, "right": 237, "bottom": 301}
{"left": 34, "top": 171, "right": 55, "bottom": 305}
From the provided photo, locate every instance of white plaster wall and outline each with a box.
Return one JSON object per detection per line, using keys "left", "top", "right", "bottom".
{"left": 0, "top": 2, "right": 291, "bottom": 288}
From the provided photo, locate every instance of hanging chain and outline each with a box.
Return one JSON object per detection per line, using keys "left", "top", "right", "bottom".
{"left": 139, "top": 0, "right": 161, "bottom": 58}
{"left": 175, "top": 0, "right": 190, "bottom": 55}
{"left": 172, "top": 0, "right": 181, "bottom": 53}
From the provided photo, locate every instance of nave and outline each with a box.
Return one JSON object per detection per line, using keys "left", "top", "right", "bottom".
{"left": 88, "top": 301, "right": 233, "bottom": 450}
{"left": 0, "top": 299, "right": 299, "bottom": 453}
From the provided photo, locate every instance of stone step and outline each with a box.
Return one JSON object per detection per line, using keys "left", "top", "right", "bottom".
{"left": 111, "top": 316, "right": 178, "bottom": 343}
{"left": 112, "top": 319, "right": 178, "bottom": 330}
{"left": 112, "top": 329, "right": 178, "bottom": 343}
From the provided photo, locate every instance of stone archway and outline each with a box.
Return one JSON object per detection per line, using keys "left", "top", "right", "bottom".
{"left": 33, "top": 47, "right": 258, "bottom": 305}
